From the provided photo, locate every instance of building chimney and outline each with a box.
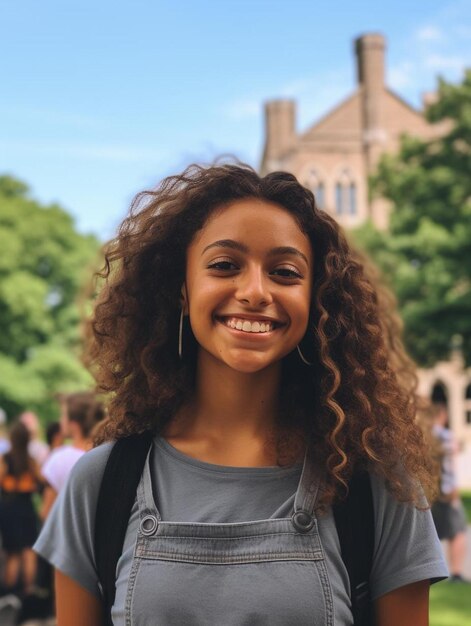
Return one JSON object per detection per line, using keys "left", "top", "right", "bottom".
{"left": 355, "top": 33, "right": 385, "bottom": 173}
{"left": 355, "top": 33, "right": 386, "bottom": 91}
{"left": 262, "top": 99, "right": 296, "bottom": 171}
{"left": 355, "top": 33, "right": 387, "bottom": 218}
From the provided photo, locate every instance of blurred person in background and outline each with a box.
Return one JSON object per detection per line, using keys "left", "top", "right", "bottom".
{"left": 30, "top": 395, "right": 105, "bottom": 622}
{"left": 431, "top": 402, "right": 469, "bottom": 583}
{"left": 40, "top": 392, "right": 106, "bottom": 521}
{"left": 0, "top": 408, "right": 9, "bottom": 456}
{"left": 28, "top": 421, "right": 64, "bottom": 622}
{"left": 19, "top": 412, "right": 49, "bottom": 467}
{"left": 0, "top": 420, "right": 43, "bottom": 595}
{"left": 45, "top": 421, "right": 64, "bottom": 455}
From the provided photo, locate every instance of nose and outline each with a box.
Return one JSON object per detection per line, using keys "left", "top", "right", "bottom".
{"left": 235, "top": 265, "right": 272, "bottom": 307}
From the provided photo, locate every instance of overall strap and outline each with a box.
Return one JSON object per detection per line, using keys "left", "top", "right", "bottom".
{"left": 94, "top": 431, "right": 153, "bottom": 626}
{"left": 333, "top": 470, "right": 374, "bottom": 626}
{"left": 293, "top": 444, "right": 321, "bottom": 516}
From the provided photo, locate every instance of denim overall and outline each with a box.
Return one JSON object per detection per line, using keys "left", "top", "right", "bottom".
{"left": 124, "top": 445, "right": 334, "bottom": 625}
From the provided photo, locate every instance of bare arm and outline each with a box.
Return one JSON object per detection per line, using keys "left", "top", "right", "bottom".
{"left": 375, "top": 580, "right": 430, "bottom": 626}
{"left": 40, "top": 485, "right": 57, "bottom": 521}
{"left": 55, "top": 569, "right": 104, "bottom": 626}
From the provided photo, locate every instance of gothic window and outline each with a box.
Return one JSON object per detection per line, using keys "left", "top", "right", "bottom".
{"left": 349, "top": 182, "right": 357, "bottom": 215}
{"left": 431, "top": 382, "right": 449, "bottom": 427}
{"left": 315, "top": 182, "right": 325, "bottom": 210}
{"left": 302, "top": 168, "right": 325, "bottom": 210}
{"left": 431, "top": 381, "right": 448, "bottom": 405}
{"left": 335, "top": 169, "right": 357, "bottom": 216}
{"left": 465, "top": 383, "right": 471, "bottom": 425}
{"left": 335, "top": 183, "right": 343, "bottom": 215}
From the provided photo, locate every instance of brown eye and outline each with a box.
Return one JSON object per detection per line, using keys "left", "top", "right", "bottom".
{"left": 271, "top": 268, "right": 302, "bottom": 279}
{"left": 207, "top": 261, "right": 238, "bottom": 271}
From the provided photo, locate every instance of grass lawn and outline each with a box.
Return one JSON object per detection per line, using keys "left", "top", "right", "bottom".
{"left": 461, "top": 491, "right": 471, "bottom": 523}
{"left": 430, "top": 580, "right": 471, "bottom": 626}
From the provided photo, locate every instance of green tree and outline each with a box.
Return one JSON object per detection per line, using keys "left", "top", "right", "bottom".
{"left": 353, "top": 71, "right": 471, "bottom": 366}
{"left": 0, "top": 175, "right": 99, "bottom": 422}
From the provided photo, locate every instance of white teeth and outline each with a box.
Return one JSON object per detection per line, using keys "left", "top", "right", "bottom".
{"left": 222, "top": 317, "right": 274, "bottom": 333}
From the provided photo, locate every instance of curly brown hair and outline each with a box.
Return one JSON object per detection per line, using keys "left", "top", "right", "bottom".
{"left": 85, "top": 162, "right": 435, "bottom": 508}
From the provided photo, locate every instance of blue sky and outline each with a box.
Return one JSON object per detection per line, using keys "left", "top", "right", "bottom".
{"left": 1, "top": 0, "right": 470, "bottom": 238}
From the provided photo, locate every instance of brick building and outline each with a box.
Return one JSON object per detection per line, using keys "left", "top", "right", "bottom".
{"left": 260, "top": 33, "right": 471, "bottom": 449}
{"left": 260, "top": 33, "right": 445, "bottom": 230}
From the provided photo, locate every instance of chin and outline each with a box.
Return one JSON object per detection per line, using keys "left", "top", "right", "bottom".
{"left": 228, "top": 362, "right": 272, "bottom": 374}
{"left": 222, "top": 352, "right": 281, "bottom": 374}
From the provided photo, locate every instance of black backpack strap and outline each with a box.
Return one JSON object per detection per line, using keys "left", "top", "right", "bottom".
{"left": 94, "top": 431, "right": 153, "bottom": 626}
{"left": 333, "top": 470, "right": 375, "bottom": 626}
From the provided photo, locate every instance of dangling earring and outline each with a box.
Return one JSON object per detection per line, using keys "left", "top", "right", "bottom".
{"left": 297, "top": 344, "right": 312, "bottom": 366}
{"left": 178, "top": 309, "right": 184, "bottom": 360}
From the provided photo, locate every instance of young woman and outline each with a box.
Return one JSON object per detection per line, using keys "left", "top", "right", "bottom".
{"left": 35, "top": 163, "right": 447, "bottom": 625}
{"left": 0, "top": 420, "right": 43, "bottom": 595}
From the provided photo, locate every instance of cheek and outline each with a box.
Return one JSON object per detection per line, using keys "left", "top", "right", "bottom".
{"left": 291, "top": 286, "right": 312, "bottom": 337}
{"left": 187, "top": 274, "right": 232, "bottom": 315}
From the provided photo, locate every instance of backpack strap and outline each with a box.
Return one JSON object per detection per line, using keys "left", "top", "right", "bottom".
{"left": 333, "top": 470, "right": 374, "bottom": 626}
{"left": 94, "top": 431, "right": 153, "bottom": 626}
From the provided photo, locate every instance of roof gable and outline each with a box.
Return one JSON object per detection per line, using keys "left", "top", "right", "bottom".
{"left": 301, "top": 91, "right": 362, "bottom": 140}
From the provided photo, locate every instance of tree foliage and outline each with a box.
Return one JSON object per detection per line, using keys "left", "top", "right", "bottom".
{"left": 0, "top": 175, "right": 99, "bottom": 422}
{"left": 353, "top": 71, "right": 471, "bottom": 366}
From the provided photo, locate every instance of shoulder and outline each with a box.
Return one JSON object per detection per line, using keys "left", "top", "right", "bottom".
{"left": 44, "top": 445, "right": 84, "bottom": 467}
{"left": 367, "top": 470, "right": 448, "bottom": 599}
{"left": 34, "top": 441, "right": 117, "bottom": 598}
{"left": 45, "top": 442, "right": 115, "bottom": 501}
{"left": 36, "top": 442, "right": 116, "bottom": 550}
{"left": 29, "top": 439, "right": 49, "bottom": 465}
{"left": 42, "top": 446, "right": 90, "bottom": 491}
{"left": 67, "top": 442, "right": 115, "bottom": 486}
{"left": 369, "top": 465, "right": 428, "bottom": 509}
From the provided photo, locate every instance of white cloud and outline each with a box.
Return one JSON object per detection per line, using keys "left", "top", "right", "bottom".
{"left": 223, "top": 66, "right": 352, "bottom": 133}
{"left": 424, "top": 54, "right": 468, "bottom": 72}
{"left": 388, "top": 3, "right": 471, "bottom": 105}
{"left": 223, "top": 1, "right": 471, "bottom": 142}
{"left": 416, "top": 25, "right": 445, "bottom": 42}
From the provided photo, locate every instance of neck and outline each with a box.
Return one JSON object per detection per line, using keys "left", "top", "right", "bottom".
{"left": 167, "top": 352, "right": 282, "bottom": 456}
{"left": 70, "top": 431, "right": 91, "bottom": 451}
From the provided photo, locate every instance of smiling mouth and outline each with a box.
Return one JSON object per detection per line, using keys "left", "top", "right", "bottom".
{"left": 216, "top": 316, "right": 283, "bottom": 334}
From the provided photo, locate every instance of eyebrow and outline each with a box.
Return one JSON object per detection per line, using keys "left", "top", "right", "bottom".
{"left": 202, "top": 239, "right": 310, "bottom": 265}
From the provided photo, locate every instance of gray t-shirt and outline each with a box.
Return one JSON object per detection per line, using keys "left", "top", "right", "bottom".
{"left": 35, "top": 437, "right": 447, "bottom": 625}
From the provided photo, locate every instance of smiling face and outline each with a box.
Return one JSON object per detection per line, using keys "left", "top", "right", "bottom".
{"left": 183, "top": 198, "right": 313, "bottom": 375}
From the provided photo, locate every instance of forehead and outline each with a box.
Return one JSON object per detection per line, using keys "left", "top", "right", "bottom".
{"left": 191, "top": 198, "right": 311, "bottom": 252}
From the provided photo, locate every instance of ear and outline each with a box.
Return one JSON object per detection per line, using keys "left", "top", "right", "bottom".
{"left": 180, "top": 283, "right": 188, "bottom": 314}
